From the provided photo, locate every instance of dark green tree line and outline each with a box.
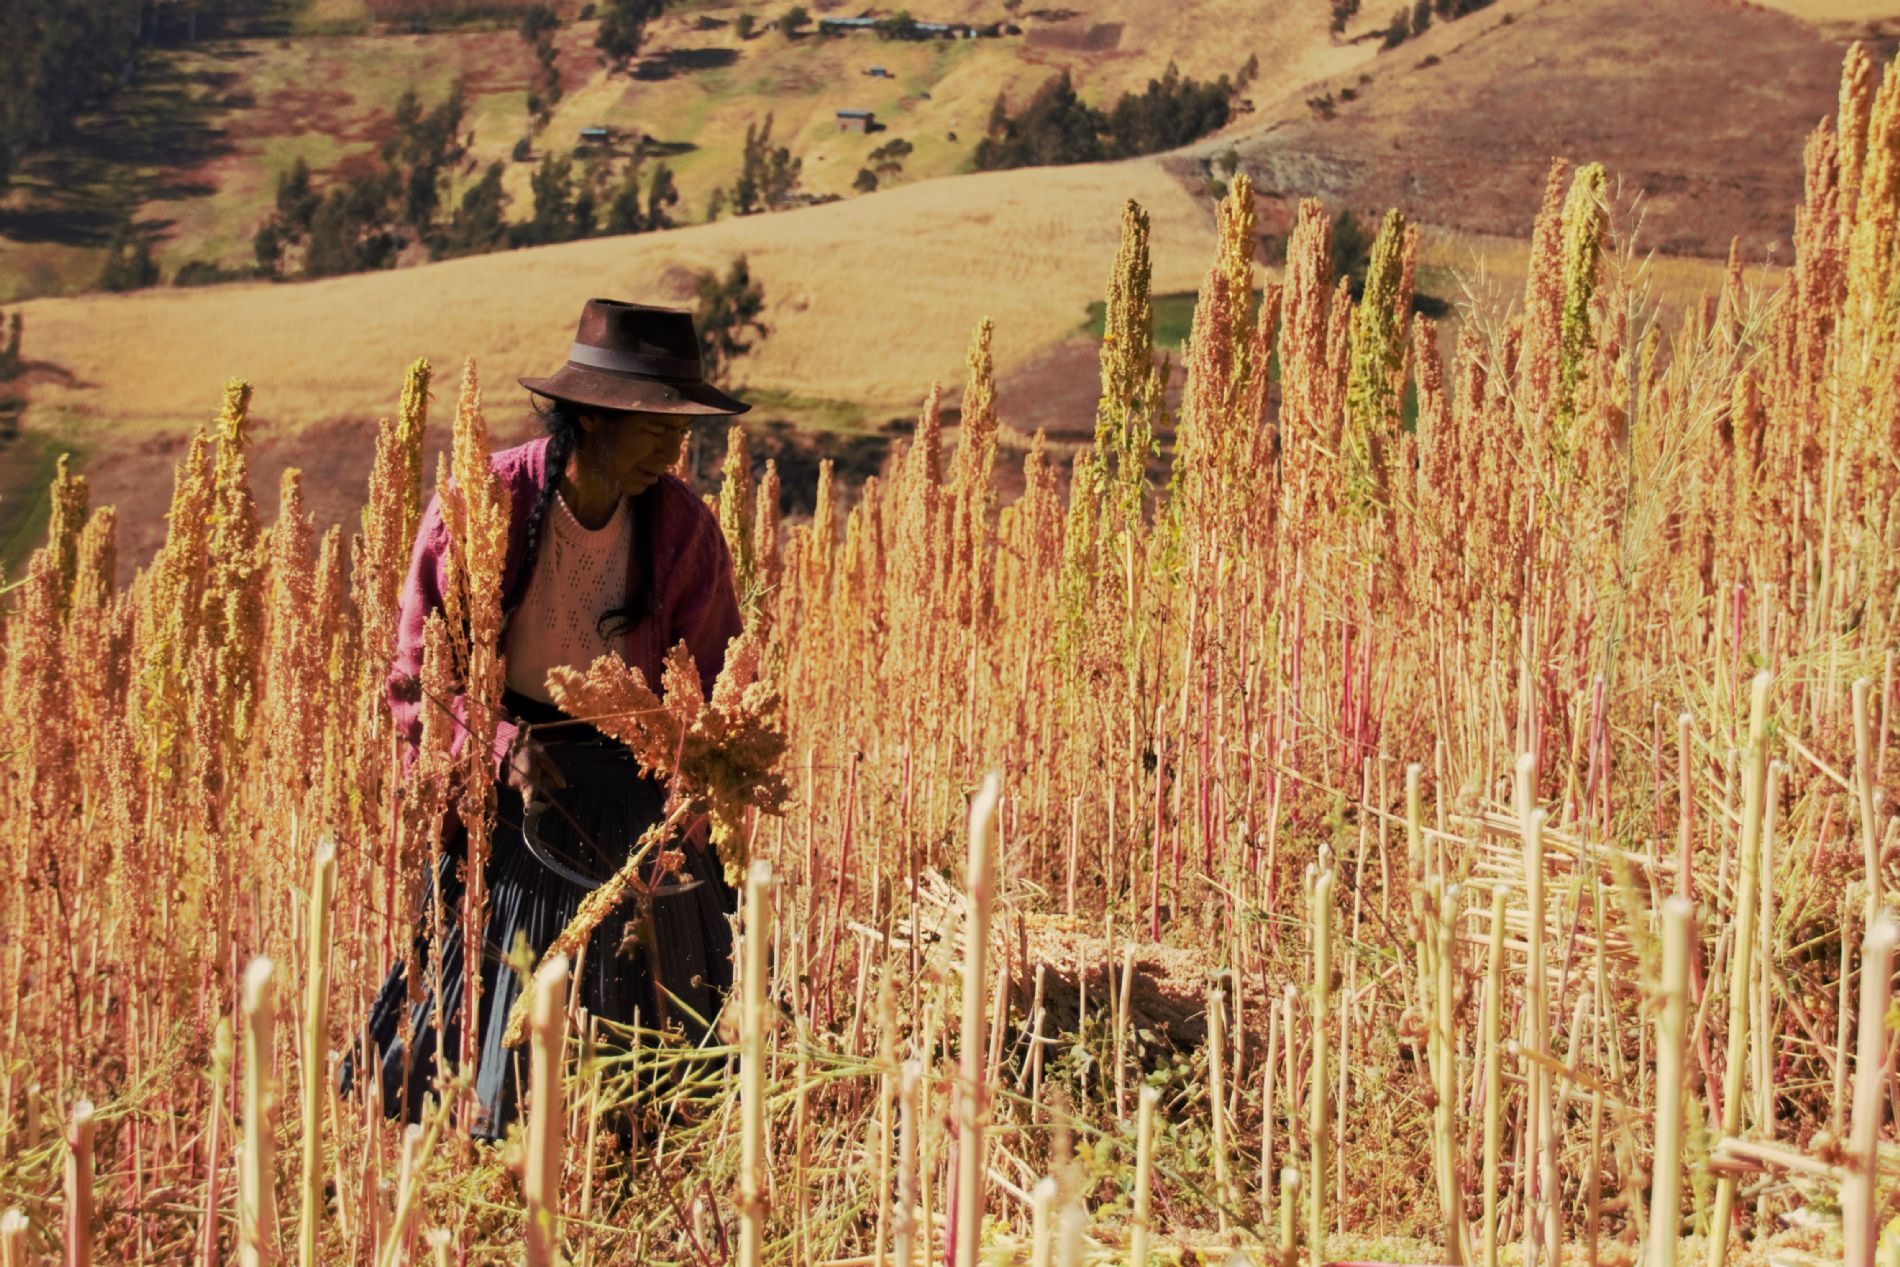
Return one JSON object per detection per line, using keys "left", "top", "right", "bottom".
{"left": 0, "top": 0, "right": 145, "bottom": 187}
{"left": 519, "top": 4, "right": 564, "bottom": 131}
{"left": 252, "top": 80, "right": 470, "bottom": 279}
{"left": 596, "top": 0, "right": 663, "bottom": 71}
{"left": 974, "top": 64, "right": 1233, "bottom": 171}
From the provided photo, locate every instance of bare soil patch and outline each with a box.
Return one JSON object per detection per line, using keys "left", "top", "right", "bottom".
{"left": 222, "top": 85, "right": 362, "bottom": 141}
{"left": 1179, "top": 0, "right": 1874, "bottom": 259}
{"left": 959, "top": 333, "right": 1184, "bottom": 446}
{"left": 1025, "top": 21, "right": 1125, "bottom": 52}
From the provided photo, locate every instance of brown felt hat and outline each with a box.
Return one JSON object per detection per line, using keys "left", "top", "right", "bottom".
{"left": 518, "top": 298, "right": 751, "bottom": 416}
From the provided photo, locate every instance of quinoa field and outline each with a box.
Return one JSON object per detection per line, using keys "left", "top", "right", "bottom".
{"left": 5, "top": 36, "right": 1900, "bottom": 1267}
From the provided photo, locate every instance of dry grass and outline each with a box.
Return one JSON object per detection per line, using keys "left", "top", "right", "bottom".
{"left": 8, "top": 33, "right": 1900, "bottom": 1267}
{"left": 1753, "top": 0, "right": 1900, "bottom": 28}
{"left": 12, "top": 156, "right": 1221, "bottom": 437}
{"left": 1186, "top": 0, "right": 1860, "bottom": 260}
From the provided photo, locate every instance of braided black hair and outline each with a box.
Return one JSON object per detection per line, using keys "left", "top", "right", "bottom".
{"left": 523, "top": 394, "right": 663, "bottom": 641}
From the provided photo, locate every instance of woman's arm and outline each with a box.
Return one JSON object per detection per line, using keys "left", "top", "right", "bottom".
{"left": 387, "top": 491, "right": 520, "bottom": 779}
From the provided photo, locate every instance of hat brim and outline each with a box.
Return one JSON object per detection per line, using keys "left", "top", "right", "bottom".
{"left": 518, "top": 364, "right": 751, "bottom": 416}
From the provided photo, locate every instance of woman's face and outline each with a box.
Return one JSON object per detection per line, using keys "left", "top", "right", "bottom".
{"left": 577, "top": 408, "right": 694, "bottom": 495}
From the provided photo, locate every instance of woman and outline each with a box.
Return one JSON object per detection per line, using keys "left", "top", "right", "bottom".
{"left": 342, "top": 298, "right": 751, "bottom": 1141}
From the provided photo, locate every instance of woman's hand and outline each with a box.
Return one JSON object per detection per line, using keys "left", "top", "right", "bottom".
{"left": 504, "top": 732, "right": 568, "bottom": 801}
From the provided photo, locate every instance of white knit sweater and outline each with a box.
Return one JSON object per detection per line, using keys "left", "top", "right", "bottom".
{"left": 502, "top": 489, "right": 631, "bottom": 704}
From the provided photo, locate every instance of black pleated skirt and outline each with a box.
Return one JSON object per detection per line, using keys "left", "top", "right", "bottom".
{"left": 340, "top": 689, "right": 737, "bottom": 1140}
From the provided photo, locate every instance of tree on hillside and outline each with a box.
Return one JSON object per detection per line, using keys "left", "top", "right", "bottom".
{"left": 274, "top": 157, "right": 321, "bottom": 237}
{"left": 780, "top": 5, "right": 809, "bottom": 36}
{"left": 975, "top": 65, "right": 1231, "bottom": 171}
{"left": 97, "top": 229, "right": 159, "bottom": 291}
{"left": 519, "top": 4, "right": 559, "bottom": 41}
{"left": 693, "top": 255, "right": 768, "bottom": 382}
{"left": 853, "top": 167, "right": 878, "bottom": 192}
{"left": 252, "top": 81, "right": 469, "bottom": 278}
{"left": 253, "top": 221, "right": 285, "bottom": 278}
{"left": 606, "top": 157, "right": 648, "bottom": 233}
{"left": 442, "top": 160, "right": 511, "bottom": 256}
{"left": 303, "top": 170, "right": 402, "bottom": 277}
{"left": 0, "top": 311, "right": 22, "bottom": 380}
{"left": 869, "top": 137, "right": 912, "bottom": 182}
{"left": 572, "top": 150, "right": 617, "bottom": 238}
{"left": 516, "top": 152, "right": 578, "bottom": 247}
{"left": 1103, "top": 61, "right": 1230, "bottom": 155}
{"left": 597, "top": 0, "right": 664, "bottom": 72}
{"left": 519, "top": 4, "right": 563, "bottom": 131}
{"left": 0, "top": 0, "right": 148, "bottom": 187}
{"left": 1380, "top": 7, "right": 1408, "bottom": 46}
{"left": 735, "top": 12, "right": 756, "bottom": 38}
{"left": 382, "top": 80, "right": 470, "bottom": 238}
{"left": 730, "top": 113, "right": 801, "bottom": 214}
{"left": 1329, "top": 0, "right": 1359, "bottom": 33}
{"left": 974, "top": 69, "right": 1101, "bottom": 169}
{"left": 985, "top": 91, "right": 1009, "bottom": 140}
{"left": 645, "top": 161, "right": 679, "bottom": 229}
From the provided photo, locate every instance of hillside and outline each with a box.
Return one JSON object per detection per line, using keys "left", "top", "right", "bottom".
{"left": 1175, "top": 0, "right": 1887, "bottom": 258}
{"left": 1, "top": 0, "right": 1874, "bottom": 570}
{"left": 0, "top": 0, "right": 1357, "bottom": 302}
{"left": 2, "top": 156, "right": 1224, "bottom": 566}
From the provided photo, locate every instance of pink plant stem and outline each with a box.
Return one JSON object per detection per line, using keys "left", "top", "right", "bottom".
{"left": 1200, "top": 640, "right": 1213, "bottom": 874}
{"left": 383, "top": 729, "right": 400, "bottom": 978}
{"left": 1290, "top": 586, "right": 1303, "bottom": 765}
{"left": 1340, "top": 620, "right": 1353, "bottom": 782}
{"left": 1150, "top": 708, "right": 1166, "bottom": 940}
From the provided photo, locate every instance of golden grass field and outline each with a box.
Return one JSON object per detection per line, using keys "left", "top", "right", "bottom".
{"left": 11, "top": 156, "right": 1223, "bottom": 442}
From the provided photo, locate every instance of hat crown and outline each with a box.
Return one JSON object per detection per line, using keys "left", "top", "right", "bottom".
{"left": 575, "top": 299, "right": 701, "bottom": 376}
{"left": 517, "top": 295, "right": 749, "bottom": 416}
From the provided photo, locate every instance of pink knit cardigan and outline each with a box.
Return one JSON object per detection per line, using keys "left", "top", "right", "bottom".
{"left": 387, "top": 434, "right": 744, "bottom": 781}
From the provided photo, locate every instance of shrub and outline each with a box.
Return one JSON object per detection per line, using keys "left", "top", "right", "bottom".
{"left": 97, "top": 232, "right": 159, "bottom": 292}
{"left": 1382, "top": 7, "right": 1411, "bottom": 47}
{"left": 693, "top": 254, "right": 768, "bottom": 380}
{"left": 172, "top": 260, "right": 257, "bottom": 287}
{"left": 977, "top": 66, "right": 1231, "bottom": 172}
{"left": 0, "top": 311, "right": 21, "bottom": 380}
{"left": 597, "top": 0, "right": 662, "bottom": 70}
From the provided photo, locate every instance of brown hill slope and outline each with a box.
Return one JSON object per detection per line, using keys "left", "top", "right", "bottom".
{"left": 1172, "top": 0, "right": 1880, "bottom": 258}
